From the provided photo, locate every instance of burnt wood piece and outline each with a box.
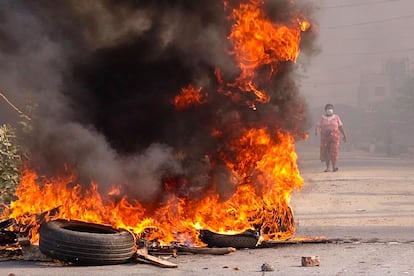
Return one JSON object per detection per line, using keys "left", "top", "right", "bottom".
{"left": 147, "top": 245, "right": 236, "bottom": 255}
{"left": 36, "top": 206, "right": 61, "bottom": 224}
{"left": 136, "top": 248, "right": 178, "bottom": 268}
{"left": 199, "top": 229, "right": 259, "bottom": 249}
{"left": 13, "top": 206, "right": 63, "bottom": 237}
{"left": 147, "top": 246, "right": 177, "bottom": 256}
{"left": 0, "top": 246, "right": 22, "bottom": 261}
{"left": 177, "top": 246, "right": 236, "bottom": 255}
{"left": 0, "top": 218, "right": 15, "bottom": 230}
{"left": 17, "top": 237, "right": 31, "bottom": 247}
{"left": 258, "top": 237, "right": 333, "bottom": 247}
{"left": 0, "top": 230, "right": 18, "bottom": 246}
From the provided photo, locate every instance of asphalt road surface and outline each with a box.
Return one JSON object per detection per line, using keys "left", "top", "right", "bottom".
{"left": 0, "top": 146, "right": 413, "bottom": 275}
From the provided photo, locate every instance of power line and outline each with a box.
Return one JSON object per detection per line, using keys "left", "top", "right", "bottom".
{"left": 323, "top": 0, "right": 401, "bottom": 9}
{"left": 320, "top": 35, "right": 414, "bottom": 42}
{"left": 323, "top": 47, "right": 414, "bottom": 56}
{"left": 321, "top": 13, "right": 414, "bottom": 29}
{"left": 301, "top": 81, "right": 357, "bottom": 86}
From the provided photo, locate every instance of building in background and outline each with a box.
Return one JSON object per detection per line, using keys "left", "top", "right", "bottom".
{"left": 357, "top": 57, "right": 414, "bottom": 156}
{"left": 358, "top": 57, "right": 409, "bottom": 111}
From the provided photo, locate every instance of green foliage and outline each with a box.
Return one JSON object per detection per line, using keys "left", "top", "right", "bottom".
{"left": 0, "top": 124, "right": 22, "bottom": 205}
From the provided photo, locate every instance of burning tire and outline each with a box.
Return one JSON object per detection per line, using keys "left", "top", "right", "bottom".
{"left": 39, "top": 219, "right": 135, "bottom": 265}
{"left": 199, "top": 229, "right": 259, "bottom": 248}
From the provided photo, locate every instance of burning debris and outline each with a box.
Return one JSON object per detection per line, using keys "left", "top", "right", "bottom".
{"left": 0, "top": 0, "right": 318, "bottom": 253}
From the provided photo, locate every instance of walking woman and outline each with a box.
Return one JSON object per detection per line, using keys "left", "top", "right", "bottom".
{"left": 315, "top": 104, "right": 347, "bottom": 172}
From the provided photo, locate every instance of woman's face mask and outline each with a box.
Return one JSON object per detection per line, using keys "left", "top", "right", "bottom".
{"left": 326, "top": 109, "right": 334, "bottom": 116}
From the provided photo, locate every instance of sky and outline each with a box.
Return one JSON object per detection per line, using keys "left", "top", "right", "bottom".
{"left": 299, "top": 0, "right": 414, "bottom": 108}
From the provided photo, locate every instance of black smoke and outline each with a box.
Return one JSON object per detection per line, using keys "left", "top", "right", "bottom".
{"left": 0, "top": 0, "right": 317, "bottom": 206}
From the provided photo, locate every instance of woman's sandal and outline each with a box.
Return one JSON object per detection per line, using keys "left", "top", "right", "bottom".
{"left": 333, "top": 167, "right": 339, "bottom": 172}
{"left": 324, "top": 169, "right": 329, "bottom": 172}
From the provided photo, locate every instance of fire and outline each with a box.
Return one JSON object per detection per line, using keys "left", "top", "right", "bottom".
{"left": 173, "top": 85, "right": 207, "bottom": 110}
{"left": 5, "top": 128, "right": 302, "bottom": 245}
{"left": 299, "top": 19, "right": 311, "bottom": 32}
{"left": 217, "top": 0, "right": 309, "bottom": 108}
{"left": 6, "top": 170, "right": 147, "bottom": 243}
{"left": 2, "top": 0, "right": 311, "bottom": 246}
{"left": 207, "top": 128, "right": 303, "bottom": 240}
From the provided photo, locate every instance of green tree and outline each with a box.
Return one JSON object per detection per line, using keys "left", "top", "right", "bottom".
{"left": 0, "top": 124, "right": 22, "bottom": 205}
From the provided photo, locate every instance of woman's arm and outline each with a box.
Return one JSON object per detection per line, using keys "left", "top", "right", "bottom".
{"left": 339, "top": 125, "right": 347, "bottom": 142}
{"left": 315, "top": 116, "right": 322, "bottom": 136}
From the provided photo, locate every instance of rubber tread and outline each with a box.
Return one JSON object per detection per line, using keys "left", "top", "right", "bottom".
{"left": 39, "top": 219, "right": 135, "bottom": 265}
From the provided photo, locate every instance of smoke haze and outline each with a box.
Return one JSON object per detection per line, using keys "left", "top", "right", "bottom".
{"left": 0, "top": 0, "right": 317, "bottom": 204}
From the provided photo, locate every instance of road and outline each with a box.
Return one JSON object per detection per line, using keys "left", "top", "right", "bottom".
{"left": 0, "top": 146, "right": 413, "bottom": 275}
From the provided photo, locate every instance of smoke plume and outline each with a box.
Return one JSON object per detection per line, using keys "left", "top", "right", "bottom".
{"left": 0, "top": 0, "right": 317, "bottom": 205}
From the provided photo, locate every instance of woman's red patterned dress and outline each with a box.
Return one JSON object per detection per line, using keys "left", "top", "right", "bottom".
{"left": 318, "top": 114, "right": 343, "bottom": 162}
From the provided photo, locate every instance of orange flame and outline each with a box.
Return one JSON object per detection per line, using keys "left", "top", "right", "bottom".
{"left": 3, "top": 0, "right": 310, "bottom": 246}
{"left": 6, "top": 128, "right": 302, "bottom": 245}
{"left": 173, "top": 85, "right": 207, "bottom": 110}
{"left": 299, "top": 19, "right": 311, "bottom": 32}
{"left": 217, "top": 0, "right": 310, "bottom": 107}
{"left": 7, "top": 170, "right": 146, "bottom": 243}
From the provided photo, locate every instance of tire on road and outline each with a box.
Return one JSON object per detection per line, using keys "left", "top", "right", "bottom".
{"left": 199, "top": 229, "right": 259, "bottom": 248}
{"left": 39, "top": 219, "right": 136, "bottom": 265}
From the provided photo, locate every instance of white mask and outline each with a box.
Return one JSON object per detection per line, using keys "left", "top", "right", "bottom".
{"left": 326, "top": 109, "right": 333, "bottom": 116}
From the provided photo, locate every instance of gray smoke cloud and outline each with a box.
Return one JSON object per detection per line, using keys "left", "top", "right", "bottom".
{"left": 0, "top": 0, "right": 318, "bottom": 207}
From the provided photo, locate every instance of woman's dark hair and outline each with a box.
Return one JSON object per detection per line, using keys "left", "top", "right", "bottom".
{"left": 325, "top": 104, "right": 333, "bottom": 110}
